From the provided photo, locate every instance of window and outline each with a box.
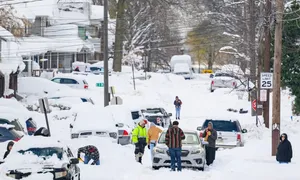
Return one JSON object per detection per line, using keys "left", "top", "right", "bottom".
{"left": 80, "top": 132, "right": 92, "bottom": 136}
{"left": 145, "top": 108, "right": 162, "bottom": 114}
{"left": 61, "top": 78, "right": 78, "bottom": 84}
{"left": 66, "top": 148, "right": 74, "bottom": 157}
{"left": 158, "top": 132, "right": 199, "bottom": 145}
{"left": 51, "top": 78, "right": 61, "bottom": 83}
{"left": 18, "top": 147, "right": 63, "bottom": 160}
{"left": 96, "top": 132, "right": 107, "bottom": 135}
{"left": 78, "top": 26, "right": 87, "bottom": 40}
{"left": 131, "top": 111, "right": 140, "bottom": 120}
{"left": 202, "top": 120, "right": 239, "bottom": 132}
{"left": 83, "top": 80, "right": 88, "bottom": 84}
{"left": 71, "top": 133, "right": 79, "bottom": 139}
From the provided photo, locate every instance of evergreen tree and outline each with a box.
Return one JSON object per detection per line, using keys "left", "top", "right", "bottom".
{"left": 281, "top": 0, "right": 300, "bottom": 114}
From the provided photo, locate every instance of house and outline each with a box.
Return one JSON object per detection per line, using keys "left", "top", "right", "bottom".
{"left": 8, "top": 0, "right": 104, "bottom": 74}
{"left": 0, "top": 27, "right": 24, "bottom": 98}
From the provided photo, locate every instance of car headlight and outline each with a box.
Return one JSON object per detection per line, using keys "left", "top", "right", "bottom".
{"left": 153, "top": 147, "right": 164, "bottom": 154}
{"left": 191, "top": 149, "right": 204, "bottom": 154}
{"left": 54, "top": 170, "right": 67, "bottom": 179}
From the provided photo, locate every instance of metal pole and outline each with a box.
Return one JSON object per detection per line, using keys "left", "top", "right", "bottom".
{"left": 42, "top": 99, "right": 51, "bottom": 136}
{"left": 103, "top": 0, "right": 109, "bottom": 106}
{"left": 256, "top": 90, "right": 258, "bottom": 127}
{"left": 132, "top": 64, "right": 136, "bottom": 90}
{"left": 272, "top": 0, "right": 283, "bottom": 156}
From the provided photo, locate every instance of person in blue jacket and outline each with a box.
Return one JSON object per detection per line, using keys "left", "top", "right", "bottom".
{"left": 174, "top": 96, "right": 182, "bottom": 120}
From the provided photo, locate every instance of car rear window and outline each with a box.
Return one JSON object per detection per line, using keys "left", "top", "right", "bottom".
{"left": 202, "top": 120, "right": 239, "bottom": 132}
{"left": 9, "top": 129, "right": 23, "bottom": 138}
{"left": 131, "top": 111, "right": 140, "bottom": 120}
{"left": 144, "top": 108, "right": 162, "bottom": 114}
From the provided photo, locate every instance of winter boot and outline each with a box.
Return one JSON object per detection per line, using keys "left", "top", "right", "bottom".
{"left": 135, "top": 154, "right": 140, "bottom": 162}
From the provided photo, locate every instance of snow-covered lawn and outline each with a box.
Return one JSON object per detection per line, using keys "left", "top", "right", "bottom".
{"left": 0, "top": 72, "right": 299, "bottom": 179}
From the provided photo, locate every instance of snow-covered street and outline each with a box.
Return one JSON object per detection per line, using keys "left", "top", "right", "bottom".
{"left": 0, "top": 72, "right": 299, "bottom": 180}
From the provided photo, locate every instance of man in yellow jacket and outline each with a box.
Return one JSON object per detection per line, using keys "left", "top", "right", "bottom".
{"left": 147, "top": 122, "right": 163, "bottom": 161}
{"left": 132, "top": 119, "right": 148, "bottom": 163}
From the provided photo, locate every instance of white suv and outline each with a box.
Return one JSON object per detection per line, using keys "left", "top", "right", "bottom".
{"left": 197, "top": 119, "right": 247, "bottom": 149}
{"left": 210, "top": 72, "right": 238, "bottom": 92}
{"left": 51, "top": 76, "right": 89, "bottom": 89}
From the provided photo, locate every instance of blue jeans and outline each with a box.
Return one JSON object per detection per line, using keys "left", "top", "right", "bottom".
{"left": 84, "top": 155, "right": 100, "bottom": 165}
{"left": 150, "top": 143, "right": 155, "bottom": 161}
{"left": 175, "top": 107, "right": 181, "bottom": 119}
{"left": 169, "top": 148, "right": 182, "bottom": 171}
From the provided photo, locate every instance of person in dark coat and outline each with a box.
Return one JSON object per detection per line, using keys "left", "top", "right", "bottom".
{"left": 3, "top": 141, "right": 14, "bottom": 159}
{"left": 173, "top": 96, "right": 182, "bottom": 120}
{"left": 202, "top": 121, "right": 217, "bottom": 166}
{"left": 165, "top": 121, "right": 185, "bottom": 171}
{"left": 74, "top": 67, "right": 80, "bottom": 72}
{"left": 276, "top": 133, "right": 293, "bottom": 164}
{"left": 77, "top": 145, "right": 100, "bottom": 165}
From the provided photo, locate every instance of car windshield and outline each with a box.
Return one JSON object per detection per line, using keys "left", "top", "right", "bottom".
{"left": 202, "top": 120, "right": 239, "bottom": 132}
{"left": 144, "top": 109, "right": 162, "bottom": 114}
{"left": 18, "top": 147, "right": 63, "bottom": 160}
{"left": 215, "top": 73, "right": 233, "bottom": 77}
{"left": 158, "top": 132, "right": 200, "bottom": 145}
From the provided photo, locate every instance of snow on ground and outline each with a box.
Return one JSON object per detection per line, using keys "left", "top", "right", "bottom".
{"left": 0, "top": 71, "right": 299, "bottom": 179}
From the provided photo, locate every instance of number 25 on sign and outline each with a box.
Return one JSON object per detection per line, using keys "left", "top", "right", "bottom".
{"left": 260, "top": 72, "right": 273, "bottom": 89}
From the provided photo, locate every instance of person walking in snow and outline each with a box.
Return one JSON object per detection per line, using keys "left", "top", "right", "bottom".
{"left": 3, "top": 141, "right": 14, "bottom": 159}
{"left": 202, "top": 121, "right": 217, "bottom": 166}
{"left": 132, "top": 120, "right": 148, "bottom": 163}
{"left": 173, "top": 96, "right": 182, "bottom": 120}
{"left": 147, "top": 122, "right": 163, "bottom": 161}
{"left": 77, "top": 145, "right": 100, "bottom": 165}
{"left": 165, "top": 121, "right": 185, "bottom": 171}
{"left": 276, "top": 133, "right": 293, "bottom": 164}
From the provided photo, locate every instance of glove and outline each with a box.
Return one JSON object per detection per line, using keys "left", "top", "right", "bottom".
{"left": 147, "top": 145, "right": 150, "bottom": 149}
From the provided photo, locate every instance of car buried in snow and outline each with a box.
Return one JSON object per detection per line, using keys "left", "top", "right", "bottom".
{"left": 2, "top": 137, "right": 80, "bottom": 180}
{"left": 152, "top": 130, "right": 206, "bottom": 171}
{"left": 142, "top": 108, "right": 172, "bottom": 128}
{"left": 197, "top": 119, "right": 247, "bottom": 149}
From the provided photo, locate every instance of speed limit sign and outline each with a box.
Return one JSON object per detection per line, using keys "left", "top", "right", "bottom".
{"left": 260, "top": 72, "right": 273, "bottom": 89}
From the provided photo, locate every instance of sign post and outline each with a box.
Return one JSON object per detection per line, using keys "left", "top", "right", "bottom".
{"left": 38, "top": 98, "right": 51, "bottom": 136}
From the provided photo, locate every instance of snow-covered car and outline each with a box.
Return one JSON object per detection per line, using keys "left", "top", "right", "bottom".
{"left": 197, "top": 119, "right": 247, "bottom": 149}
{"left": 51, "top": 76, "right": 89, "bottom": 89}
{"left": 71, "top": 130, "right": 117, "bottom": 143}
{"left": 48, "top": 96, "right": 95, "bottom": 105}
{"left": 142, "top": 108, "right": 172, "bottom": 128}
{"left": 210, "top": 72, "right": 238, "bottom": 92}
{"left": 152, "top": 130, "right": 206, "bottom": 171}
{"left": 2, "top": 136, "right": 80, "bottom": 180}
{"left": 104, "top": 105, "right": 135, "bottom": 145}
{"left": 0, "top": 125, "right": 23, "bottom": 143}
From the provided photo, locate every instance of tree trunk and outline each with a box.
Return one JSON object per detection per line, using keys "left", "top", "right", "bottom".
{"left": 113, "top": 0, "right": 126, "bottom": 72}
{"left": 249, "top": 0, "right": 256, "bottom": 82}
{"left": 208, "top": 45, "right": 213, "bottom": 70}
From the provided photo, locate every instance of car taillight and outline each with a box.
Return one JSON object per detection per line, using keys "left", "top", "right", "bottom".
{"left": 14, "top": 137, "right": 21, "bottom": 142}
{"left": 233, "top": 82, "right": 236, "bottom": 87}
{"left": 211, "top": 81, "right": 214, "bottom": 85}
{"left": 200, "top": 132, "right": 203, "bottom": 138}
{"left": 84, "top": 84, "right": 88, "bottom": 89}
{"left": 237, "top": 133, "right": 241, "bottom": 141}
{"left": 123, "top": 130, "right": 129, "bottom": 136}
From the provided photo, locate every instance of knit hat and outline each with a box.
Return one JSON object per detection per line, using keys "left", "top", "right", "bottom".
{"left": 140, "top": 119, "right": 148, "bottom": 125}
{"left": 173, "top": 121, "right": 179, "bottom": 126}
{"left": 208, "top": 122, "right": 213, "bottom": 128}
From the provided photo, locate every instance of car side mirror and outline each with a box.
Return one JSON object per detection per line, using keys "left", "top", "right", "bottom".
{"left": 70, "top": 158, "right": 79, "bottom": 164}
{"left": 196, "top": 126, "right": 202, "bottom": 131}
{"left": 242, "top": 129, "right": 247, "bottom": 133}
{"left": 168, "top": 113, "right": 172, "bottom": 116}
{"left": 115, "top": 123, "right": 124, "bottom": 127}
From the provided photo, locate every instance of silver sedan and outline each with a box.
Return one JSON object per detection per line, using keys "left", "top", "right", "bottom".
{"left": 152, "top": 130, "right": 206, "bottom": 171}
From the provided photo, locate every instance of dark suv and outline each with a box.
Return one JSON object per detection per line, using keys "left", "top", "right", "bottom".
{"left": 142, "top": 108, "right": 172, "bottom": 127}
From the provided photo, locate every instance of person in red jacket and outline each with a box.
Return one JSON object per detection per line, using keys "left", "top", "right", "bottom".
{"left": 165, "top": 121, "right": 185, "bottom": 171}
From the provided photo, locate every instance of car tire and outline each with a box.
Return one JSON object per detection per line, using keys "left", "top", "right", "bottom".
{"left": 152, "top": 166, "right": 160, "bottom": 170}
{"left": 78, "top": 173, "right": 80, "bottom": 180}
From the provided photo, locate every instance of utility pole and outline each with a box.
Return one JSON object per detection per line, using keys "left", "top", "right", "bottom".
{"left": 263, "top": 0, "right": 272, "bottom": 128}
{"left": 249, "top": 0, "right": 256, "bottom": 83}
{"left": 272, "top": 0, "right": 283, "bottom": 156}
{"left": 103, "top": 0, "right": 109, "bottom": 106}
